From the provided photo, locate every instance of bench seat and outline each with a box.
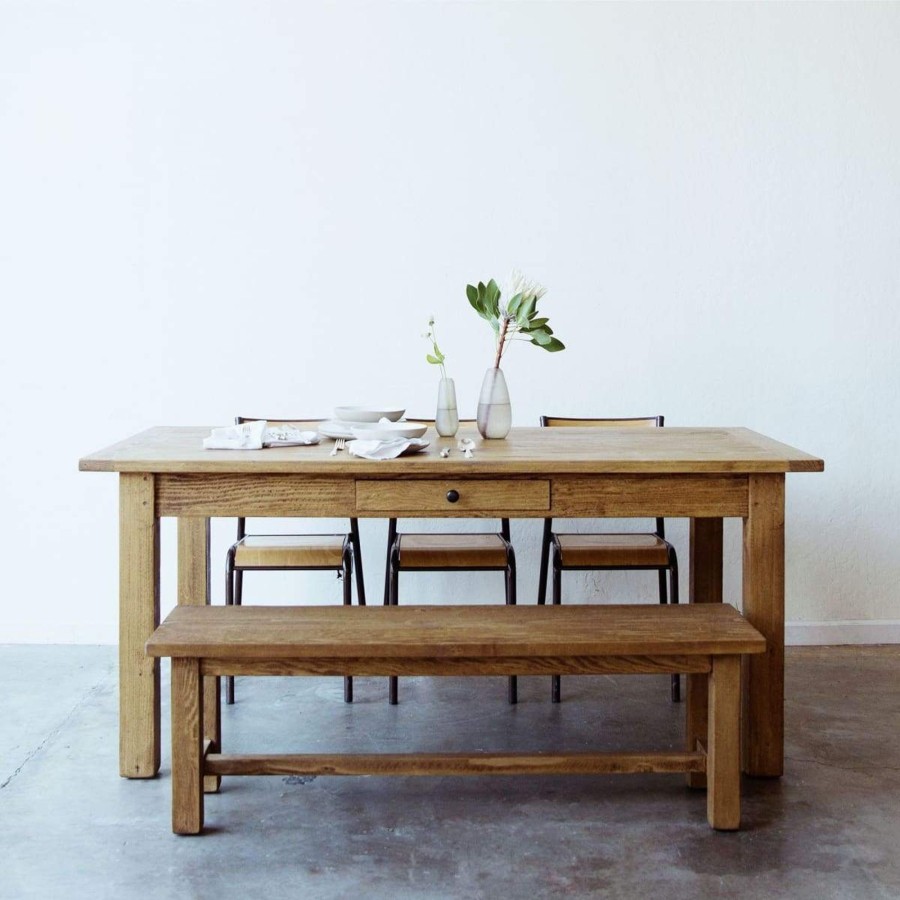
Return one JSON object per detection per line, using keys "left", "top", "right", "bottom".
{"left": 146, "top": 603, "right": 765, "bottom": 835}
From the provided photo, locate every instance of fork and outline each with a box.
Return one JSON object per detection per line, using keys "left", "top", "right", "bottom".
{"left": 330, "top": 437, "right": 346, "bottom": 456}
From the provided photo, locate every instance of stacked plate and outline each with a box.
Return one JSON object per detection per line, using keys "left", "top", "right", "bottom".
{"left": 319, "top": 406, "right": 428, "bottom": 441}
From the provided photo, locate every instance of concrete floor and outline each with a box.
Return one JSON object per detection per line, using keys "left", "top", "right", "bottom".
{"left": 1, "top": 646, "right": 899, "bottom": 900}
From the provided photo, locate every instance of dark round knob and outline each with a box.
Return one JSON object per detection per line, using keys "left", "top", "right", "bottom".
{"left": 446, "top": 489, "right": 460, "bottom": 503}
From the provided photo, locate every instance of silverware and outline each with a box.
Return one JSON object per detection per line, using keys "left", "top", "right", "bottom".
{"left": 330, "top": 437, "right": 346, "bottom": 456}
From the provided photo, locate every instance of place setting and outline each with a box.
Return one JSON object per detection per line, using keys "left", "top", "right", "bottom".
{"left": 202, "top": 419, "right": 320, "bottom": 450}
{"left": 200, "top": 408, "right": 430, "bottom": 457}
{"left": 320, "top": 406, "right": 431, "bottom": 460}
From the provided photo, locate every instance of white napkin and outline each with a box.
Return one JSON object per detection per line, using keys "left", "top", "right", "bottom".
{"left": 203, "top": 421, "right": 320, "bottom": 449}
{"left": 348, "top": 439, "right": 417, "bottom": 460}
{"left": 203, "top": 420, "right": 267, "bottom": 450}
{"left": 263, "top": 426, "right": 319, "bottom": 446}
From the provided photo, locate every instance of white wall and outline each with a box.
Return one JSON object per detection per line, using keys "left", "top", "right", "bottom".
{"left": 1, "top": 1, "right": 898, "bottom": 644}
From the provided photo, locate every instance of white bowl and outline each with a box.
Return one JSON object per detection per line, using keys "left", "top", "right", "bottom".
{"left": 351, "top": 422, "right": 428, "bottom": 441}
{"left": 334, "top": 406, "right": 405, "bottom": 423}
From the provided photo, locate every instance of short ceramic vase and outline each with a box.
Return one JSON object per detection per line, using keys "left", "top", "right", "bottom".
{"left": 476, "top": 367, "right": 511, "bottom": 439}
{"left": 435, "top": 377, "right": 459, "bottom": 437}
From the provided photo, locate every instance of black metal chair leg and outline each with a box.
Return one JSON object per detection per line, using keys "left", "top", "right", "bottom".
{"left": 551, "top": 545, "right": 562, "bottom": 704}
{"left": 537, "top": 519, "right": 552, "bottom": 605}
{"left": 505, "top": 550, "right": 518, "bottom": 705}
{"left": 388, "top": 548, "right": 399, "bottom": 706}
{"left": 351, "top": 518, "right": 366, "bottom": 606}
{"left": 669, "top": 552, "right": 680, "bottom": 702}
{"left": 342, "top": 548, "right": 353, "bottom": 703}
{"left": 225, "top": 549, "right": 236, "bottom": 705}
{"left": 383, "top": 519, "right": 397, "bottom": 607}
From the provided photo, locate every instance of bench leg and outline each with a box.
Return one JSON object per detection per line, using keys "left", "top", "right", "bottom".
{"left": 707, "top": 655, "right": 741, "bottom": 831}
{"left": 685, "top": 672, "right": 707, "bottom": 790}
{"left": 178, "top": 516, "right": 220, "bottom": 793}
{"left": 172, "top": 658, "right": 204, "bottom": 835}
{"left": 686, "top": 517, "right": 723, "bottom": 789}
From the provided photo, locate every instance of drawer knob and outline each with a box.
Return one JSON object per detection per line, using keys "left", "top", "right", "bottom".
{"left": 446, "top": 489, "right": 460, "bottom": 503}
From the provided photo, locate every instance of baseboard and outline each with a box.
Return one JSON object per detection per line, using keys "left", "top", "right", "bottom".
{"left": 786, "top": 620, "right": 900, "bottom": 646}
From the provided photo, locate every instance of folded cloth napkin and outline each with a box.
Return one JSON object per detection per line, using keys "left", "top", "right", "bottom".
{"left": 203, "top": 420, "right": 267, "bottom": 450}
{"left": 263, "top": 426, "right": 319, "bottom": 446}
{"left": 348, "top": 438, "right": 416, "bottom": 460}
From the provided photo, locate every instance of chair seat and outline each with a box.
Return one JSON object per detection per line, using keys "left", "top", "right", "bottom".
{"left": 555, "top": 533, "right": 671, "bottom": 568}
{"left": 233, "top": 535, "right": 348, "bottom": 569}
{"left": 397, "top": 534, "right": 511, "bottom": 569}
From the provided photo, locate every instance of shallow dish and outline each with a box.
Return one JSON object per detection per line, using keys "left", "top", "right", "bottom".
{"left": 319, "top": 420, "right": 377, "bottom": 440}
{"left": 351, "top": 422, "right": 428, "bottom": 441}
{"left": 334, "top": 406, "right": 405, "bottom": 423}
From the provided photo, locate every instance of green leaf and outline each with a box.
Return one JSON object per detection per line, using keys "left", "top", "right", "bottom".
{"left": 542, "top": 337, "right": 566, "bottom": 352}
{"left": 515, "top": 296, "right": 536, "bottom": 327}
{"left": 506, "top": 292, "right": 524, "bottom": 318}
{"left": 485, "top": 279, "right": 501, "bottom": 317}
{"left": 426, "top": 354, "right": 441, "bottom": 365}
{"left": 529, "top": 317, "right": 549, "bottom": 329}
{"left": 468, "top": 283, "right": 493, "bottom": 321}
{"left": 529, "top": 328, "right": 553, "bottom": 346}
{"left": 466, "top": 284, "right": 485, "bottom": 318}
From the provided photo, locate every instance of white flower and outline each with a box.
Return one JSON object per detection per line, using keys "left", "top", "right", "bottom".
{"left": 507, "top": 269, "right": 547, "bottom": 305}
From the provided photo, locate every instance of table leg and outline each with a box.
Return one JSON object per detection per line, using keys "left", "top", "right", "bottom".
{"left": 177, "top": 516, "right": 220, "bottom": 793}
{"left": 686, "top": 517, "right": 723, "bottom": 788}
{"left": 119, "top": 473, "right": 160, "bottom": 778}
{"left": 742, "top": 474, "right": 785, "bottom": 777}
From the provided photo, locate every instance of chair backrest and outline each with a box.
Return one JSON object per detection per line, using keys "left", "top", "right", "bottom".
{"left": 404, "top": 417, "right": 476, "bottom": 425}
{"left": 236, "top": 416, "right": 324, "bottom": 426}
{"left": 539, "top": 415, "right": 663, "bottom": 428}
{"left": 539, "top": 415, "right": 665, "bottom": 535}
{"left": 394, "top": 418, "right": 505, "bottom": 537}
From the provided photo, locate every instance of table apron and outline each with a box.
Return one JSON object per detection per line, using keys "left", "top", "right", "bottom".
{"left": 154, "top": 473, "right": 750, "bottom": 518}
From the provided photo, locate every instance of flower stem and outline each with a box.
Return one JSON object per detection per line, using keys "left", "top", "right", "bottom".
{"left": 493, "top": 316, "right": 510, "bottom": 368}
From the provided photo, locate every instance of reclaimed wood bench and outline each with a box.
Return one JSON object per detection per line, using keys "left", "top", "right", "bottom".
{"left": 146, "top": 603, "right": 765, "bottom": 835}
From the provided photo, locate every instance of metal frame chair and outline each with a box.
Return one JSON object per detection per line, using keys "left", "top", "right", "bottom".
{"left": 537, "top": 415, "right": 680, "bottom": 703}
{"left": 383, "top": 419, "right": 517, "bottom": 705}
{"left": 225, "top": 417, "right": 366, "bottom": 704}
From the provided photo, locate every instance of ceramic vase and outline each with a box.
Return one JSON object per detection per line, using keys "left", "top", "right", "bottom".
{"left": 476, "top": 367, "right": 511, "bottom": 439}
{"left": 435, "top": 377, "right": 459, "bottom": 437}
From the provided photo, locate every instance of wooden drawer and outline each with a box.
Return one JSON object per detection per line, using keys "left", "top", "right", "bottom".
{"left": 356, "top": 479, "right": 550, "bottom": 515}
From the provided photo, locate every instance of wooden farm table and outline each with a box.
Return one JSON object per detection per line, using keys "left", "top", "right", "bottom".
{"left": 79, "top": 424, "right": 823, "bottom": 781}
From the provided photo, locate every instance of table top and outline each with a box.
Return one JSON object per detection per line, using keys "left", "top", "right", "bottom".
{"left": 80, "top": 424, "right": 824, "bottom": 476}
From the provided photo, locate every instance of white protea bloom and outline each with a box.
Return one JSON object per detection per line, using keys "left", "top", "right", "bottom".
{"left": 507, "top": 269, "right": 547, "bottom": 306}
